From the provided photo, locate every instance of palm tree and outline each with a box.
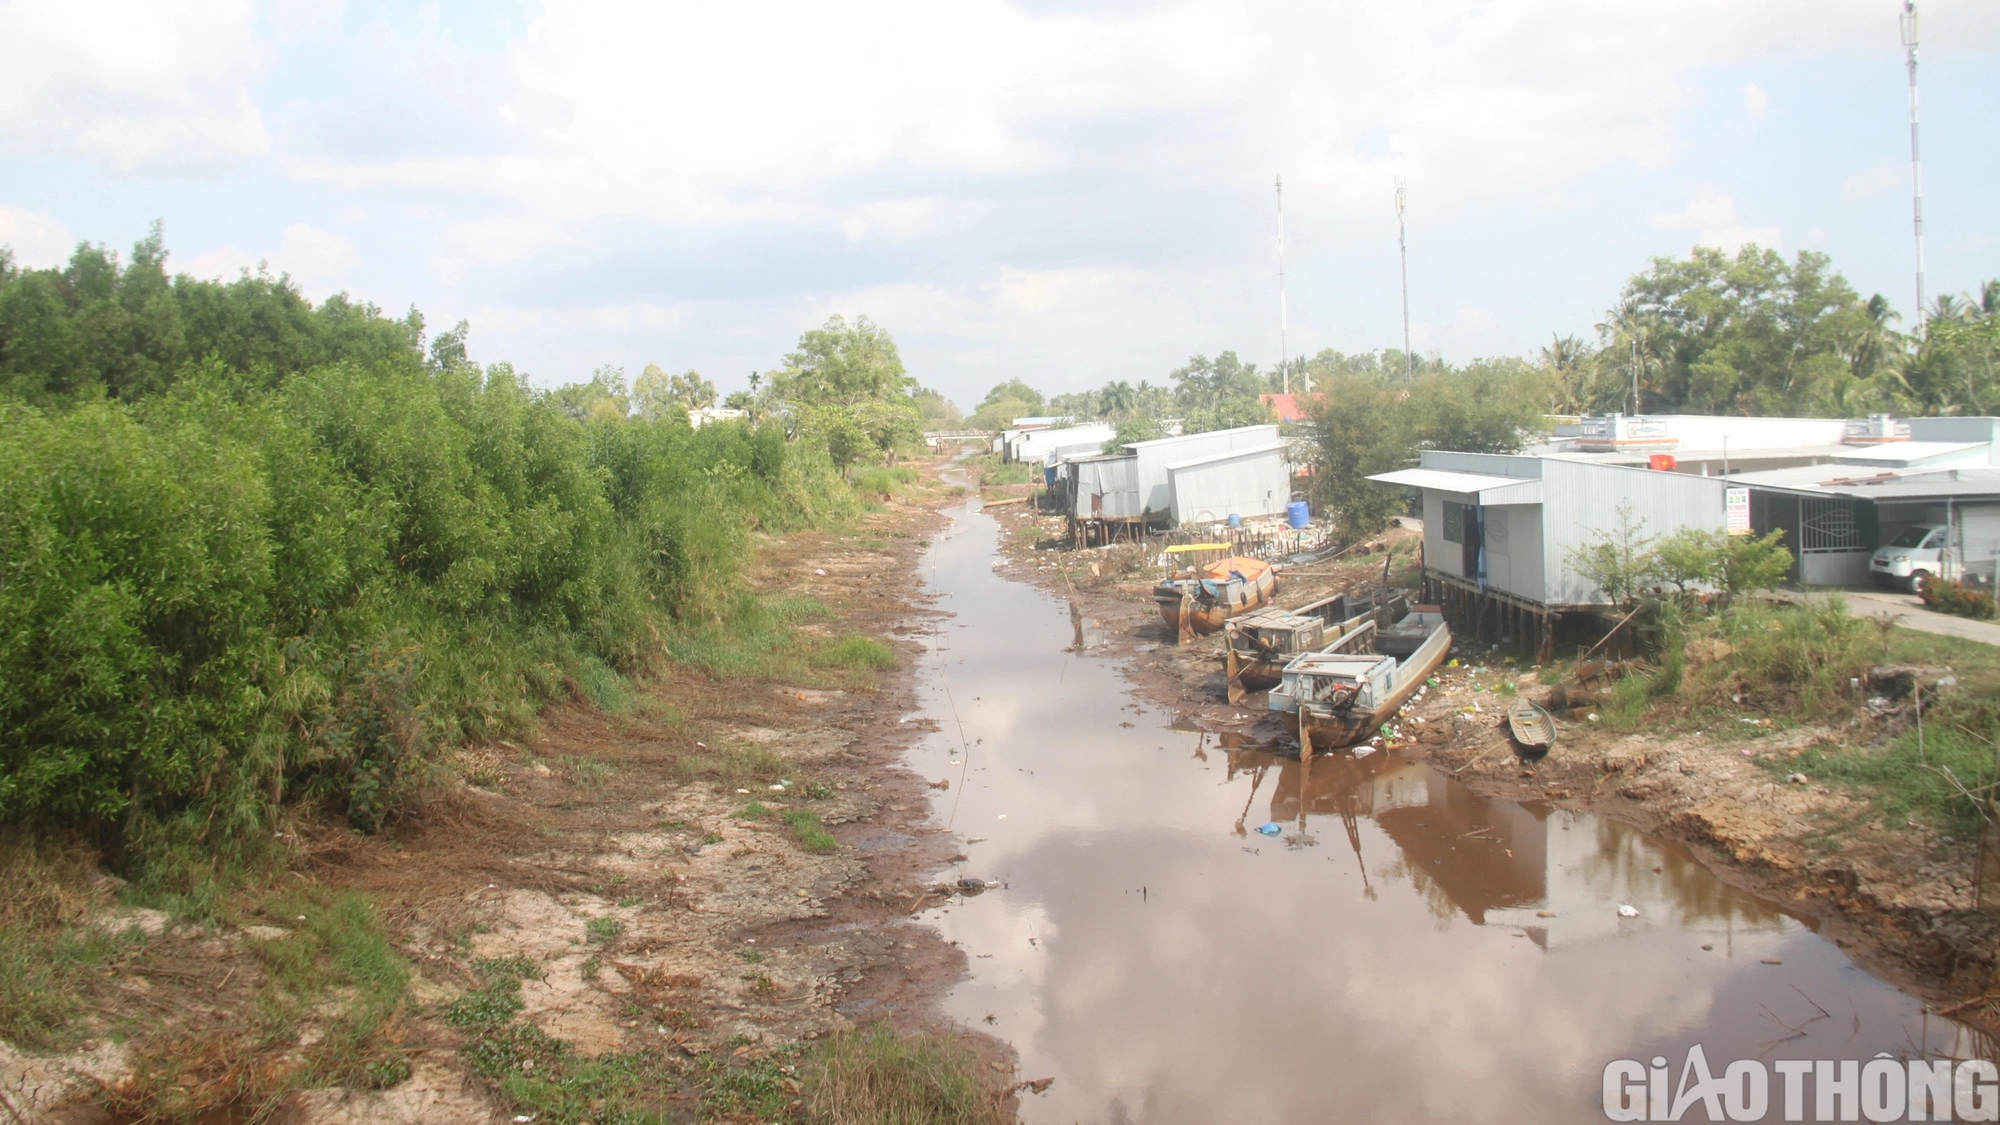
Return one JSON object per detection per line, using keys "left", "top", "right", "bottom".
{"left": 1099, "top": 380, "right": 1137, "bottom": 419}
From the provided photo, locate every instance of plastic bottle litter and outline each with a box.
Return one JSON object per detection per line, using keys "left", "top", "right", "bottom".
{"left": 1256, "top": 822, "right": 1283, "bottom": 836}
{"left": 1616, "top": 904, "right": 1639, "bottom": 918}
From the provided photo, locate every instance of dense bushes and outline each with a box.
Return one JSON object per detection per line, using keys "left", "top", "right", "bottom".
{"left": 0, "top": 353, "right": 852, "bottom": 847}
{"left": 1919, "top": 577, "right": 1997, "bottom": 620}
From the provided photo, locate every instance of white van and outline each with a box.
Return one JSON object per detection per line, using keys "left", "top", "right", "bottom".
{"left": 1870, "top": 523, "right": 1948, "bottom": 592}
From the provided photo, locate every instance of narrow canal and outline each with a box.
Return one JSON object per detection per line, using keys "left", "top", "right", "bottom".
{"left": 909, "top": 496, "right": 1983, "bottom": 1123}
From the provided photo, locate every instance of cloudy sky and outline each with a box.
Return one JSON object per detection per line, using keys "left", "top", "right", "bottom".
{"left": 1, "top": 0, "right": 1996, "bottom": 409}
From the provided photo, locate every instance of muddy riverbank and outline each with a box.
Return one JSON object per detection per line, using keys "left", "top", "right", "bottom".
{"left": 2, "top": 456, "right": 1016, "bottom": 1124}
{"left": 970, "top": 478, "right": 1999, "bottom": 1050}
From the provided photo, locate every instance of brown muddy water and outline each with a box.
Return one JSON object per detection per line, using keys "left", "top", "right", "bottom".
{"left": 911, "top": 499, "right": 1986, "bottom": 1124}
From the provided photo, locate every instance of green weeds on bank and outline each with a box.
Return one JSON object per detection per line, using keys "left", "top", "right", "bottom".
{"left": 448, "top": 955, "right": 1004, "bottom": 1125}
{"left": 1595, "top": 596, "right": 2000, "bottom": 834}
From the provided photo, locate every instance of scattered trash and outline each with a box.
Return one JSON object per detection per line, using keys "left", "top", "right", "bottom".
{"left": 1587, "top": 713, "right": 1600, "bottom": 722}
{"left": 1256, "top": 822, "right": 1283, "bottom": 836}
{"left": 1616, "top": 904, "right": 1639, "bottom": 918}
{"left": 1701, "top": 944, "right": 1714, "bottom": 951}
{"left": 958, "top": 878, "right": 988, "bottom": 893}
{"left": 1740, "top": 749, "right": 1756, "bottom": 757}
{"left": 514, "top": 1115, "right": 538, "bottom": 1123}
{"left": 930, "top": 778, "right": 951, "bottom": 790}
{"left": 997, "top": 814, "right": 1008, "bottom": 819}
{"left": 1787, "top": 773, "right": 1809, "bottom": 785}
{"left": 1535, "top": 910, "right": 1556, "bottom": 918}
{"left": 768, "top": 784, "right": 785, "bottom": 791}
{"left": 736, "top": 788, "right": 751, "bottom": 794}
{"left": 1760, "top": 957, "right": 1783, "bottom": 965}
{"left": 813, "top": 568, "right": 826, "bottom": 575}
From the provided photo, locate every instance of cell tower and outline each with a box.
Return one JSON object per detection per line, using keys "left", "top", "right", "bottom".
{"left": 1277, "top": 173, "right": 1290, "bottom": 395}
{"left": 1900, "top": 1, "right": 1926, "bottom": 334}
{"left": 1395, "top": 177, "right": 1411, "bottom": 379}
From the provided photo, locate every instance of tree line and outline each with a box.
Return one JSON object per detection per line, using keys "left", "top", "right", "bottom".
{"left": 0, "top": 229, "right": 935, "bottom": 870}
{"left": 962, "top": 244, "right": 1996, "bottom": 536}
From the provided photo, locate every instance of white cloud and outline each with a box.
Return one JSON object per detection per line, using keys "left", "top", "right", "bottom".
{"left": 0, "top": 0, "right": 270, "bottom": 172}
{"left": 1650, "top": 186, "right": 1738, "bottom": 232}
{"left": 1841, "top": 161, "right": 1901, "bottom": 201}
{"left": 1741, "top": 83, "right": 1769, "bottom": 119}
{"left": 1651, "top": 186, "right": 1779, "bottom": 253}
{"left": 183, "top": 223, "right": 360, "bottom": 296}
{"left": 0, "top": 204, "right": 74, "bottom": 267}
{"left": 284, "top": 0, "right": 2000, "bottom": 247}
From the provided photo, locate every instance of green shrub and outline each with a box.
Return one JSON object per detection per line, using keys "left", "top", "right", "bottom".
{"left": 1920, "top": 577, "right": 1997, "bottom": 619}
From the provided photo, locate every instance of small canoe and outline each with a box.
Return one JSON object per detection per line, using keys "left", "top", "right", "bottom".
{"left": 1154, "top": 556, "right": 1277, "bottom": 643}
{"left": 1506, "top": 698, "right": 1557, "bottom": 750}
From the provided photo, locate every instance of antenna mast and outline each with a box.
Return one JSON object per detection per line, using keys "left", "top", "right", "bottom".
{"left": 1277, "top": 173, "right": 1289, "bottom": 395}
{"left": 1901, "top": 2, "right": 1926, "bottom": 335}
{"left": 1395, "top": 177, "right": 1411, "bottom": 379}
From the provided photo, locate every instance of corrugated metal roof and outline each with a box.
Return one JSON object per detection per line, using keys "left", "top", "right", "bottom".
{"left": 1368, "top": 468, "right": 1542, "bottom": 498}
{"left": 1731, "top": 463, "right": 2000, "bottom": 500}
{"left": 1163, "top": 442, "right": 1289, "bottom": 471}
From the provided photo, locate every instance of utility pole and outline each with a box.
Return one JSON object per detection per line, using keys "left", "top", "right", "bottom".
{"left": 1901, "top": 1, "right": 1927, "bottom": 335}
{"left": 1277, "top": 173, "right": 1290, "bottom": 395}
{"left": 1395, "top": 177, "right": 1412, "bottom": 380}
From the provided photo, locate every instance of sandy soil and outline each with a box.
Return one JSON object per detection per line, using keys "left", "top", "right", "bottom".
{"left": 980, "top": 484, "right": 2000, "bottom": 1041}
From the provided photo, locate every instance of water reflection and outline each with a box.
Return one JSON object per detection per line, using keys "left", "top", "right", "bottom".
{"left": 912, "top": 501, "right": 1972, "bottom": 1124}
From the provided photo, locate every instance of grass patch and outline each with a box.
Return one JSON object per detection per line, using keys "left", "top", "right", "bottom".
{"left": 816, "top": 635, "right": 896, "bottom": 671}
{"left": 553, "top": 755, "right": 613, "bottom": 790}
{"left": 675, "top": 740, "right": 787, "bottom": 790}
{"left": 573, "top": 656, "right": 636, "bottom": 715}
{"left": 850, "top": 465, "right": 921, "bottom": 499}
{"left": 0, "top": 925, "right": 125, "bottom": 1051}
{"left": 666, "top": 592, "right": 838, "bottom": 682}
{"left": 246, "top": 888, "right": 411, "bottom": 1087}
{"left": 735, "top": 801, "right": 773, "bottom": 820}
{"left": 781, "top": 808, "right": 839, "bottom": 855}
{"left": 802, "top": 1023, "right": 1008, "bottom": 1125}
{"left": 0, "top": 829, "right": 129, "bottom": 1050}
{"left": 585, "top": 916, "right": 624, "bottom": 943}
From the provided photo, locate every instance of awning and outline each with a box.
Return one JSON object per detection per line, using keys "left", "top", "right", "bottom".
{"left": 1368, "top": 468, "right": 1542, "bottom": 501}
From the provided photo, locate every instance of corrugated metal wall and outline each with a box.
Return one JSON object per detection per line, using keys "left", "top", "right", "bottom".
{"left": 1071, "top": 456, "right": 1143, "bottom": 519}
{"left": 1541, "top": 459, "right": 1726, "bottom": 604}
{"left": 1167, "top": 447, "right": 1291, "bottom": 524}
{"left": 1130, "top": 425, "right": 1280, "bottom": 515}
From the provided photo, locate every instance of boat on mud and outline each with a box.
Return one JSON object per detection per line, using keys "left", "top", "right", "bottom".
{"left": 1267, "top": 606, "right": 1452, "bottom": 753}
{"left": 1154, "top": 555, "right": 1277, "bottom": 643}
{"left": 1222, "top": 586, "right": 1409, "bottom": 704}
{"left": 1506, "top": 698, "right": 1557, "bottom": 751}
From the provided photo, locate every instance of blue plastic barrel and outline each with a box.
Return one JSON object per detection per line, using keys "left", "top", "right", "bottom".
{"left": 1227, "top": 513, "right": 1242, "bottom": 528}
{"left": 1286, "top": 500, "right": 1310, "bottom": 529}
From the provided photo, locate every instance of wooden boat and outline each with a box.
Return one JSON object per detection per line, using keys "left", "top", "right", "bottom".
{"left": 1154, "top": 555, "right": 1277, "bottom": 644}
{"left": 1222, "top": 587, "right": 1410, "bottom": 703}
{"left": 1505, "top": 698, "right": 1557, "bottom": 750}
{"left": 1267, "top": 614, "right": 1452, "bottom": 753}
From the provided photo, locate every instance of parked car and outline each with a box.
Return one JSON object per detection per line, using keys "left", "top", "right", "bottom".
{"left": 1870, "top": 523, "right": 1949, "bottom": 592}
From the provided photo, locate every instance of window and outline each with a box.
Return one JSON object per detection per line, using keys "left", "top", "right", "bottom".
{"left": 1442, "top": 501, "right": 1464, "bottom": 544}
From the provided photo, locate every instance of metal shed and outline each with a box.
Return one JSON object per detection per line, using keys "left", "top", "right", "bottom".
{"left": 1124, "top": 424, "right": 1280, "bottom": 516}
{"left": 1070, "top": 454, "right": 1142, "bottom": 520}
{"left": 1166, "top": 442, "right": 1291, "bottom": 524}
